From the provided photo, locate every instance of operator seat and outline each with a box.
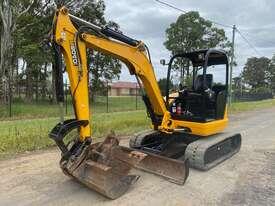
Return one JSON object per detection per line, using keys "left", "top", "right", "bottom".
{"left": 193, "top": 74, "right": 216, "bottom": 120}
{"left": 194, "top": 74, "right": 213, "bottom": 92}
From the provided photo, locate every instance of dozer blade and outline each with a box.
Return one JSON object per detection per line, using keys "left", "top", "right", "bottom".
{"left": 59, "top": 135, "right": 189, "bottom": 199}
{"left": 119, "top": 146, "right": 189, "bottom": 185}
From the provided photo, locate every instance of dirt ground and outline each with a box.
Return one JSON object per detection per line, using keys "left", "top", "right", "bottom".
{"left": 0, "top": 108, "right": 275, "bottom": 206}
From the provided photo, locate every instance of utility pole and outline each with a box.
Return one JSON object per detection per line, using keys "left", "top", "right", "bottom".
{"left": 8, "top": 74, "right": 12, "bottom": 118}
{"left": 240, "top": 78, "right": 243, "bottom": 96}
{"left": 229, "top": 25, "right": 236, "bottom": 105}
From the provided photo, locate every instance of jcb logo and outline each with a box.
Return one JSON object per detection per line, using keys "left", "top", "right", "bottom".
{"left": 70, "top": 42, "right": 79, "bottom": 66}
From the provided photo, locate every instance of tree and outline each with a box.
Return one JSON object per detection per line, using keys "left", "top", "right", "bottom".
{"left": 232, "top": 76, "right": 244, "bottom": 97}
{"left": 268, "top": 54, "right": 275, "bottom": 94}
{"left": 3, "top": 0, "right": 122, "bottom": 103}
{"left": 15, "top": 1, "right": 53, "bottom": 101}
{"left": 232, "top": 76, "right": 242, "bottom": 90}
{"left": 76, "top": 1, "right": 122, "bottom": 99}
{"left": 0, "top": 0, "right": 52, "bottom": 103}
{"left": 164, "top": 11, "right": 231, "bottom": 79}
{"left": 242, "top": 57, "right": 271, "bottom": 89}
{"left": 52, "top": 0, "right": 122, "bottom": 101}
{"left": 158, "top": 78, "right": 174, "bottom": 96}
{"left": 0, "top": 0, "right": 38, "bottom": 103}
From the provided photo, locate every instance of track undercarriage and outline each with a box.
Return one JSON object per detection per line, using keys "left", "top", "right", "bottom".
{"left": 130, "top": 130, "right": 241, "bottom": 171}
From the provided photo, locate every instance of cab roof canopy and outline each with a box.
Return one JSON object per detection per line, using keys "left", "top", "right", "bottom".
{"left": 173, "top": 49, "right": 228, "bottom": 67}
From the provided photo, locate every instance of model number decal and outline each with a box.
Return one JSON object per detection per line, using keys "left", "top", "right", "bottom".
{"left": 70, "top": 42, "right": 79, "bottom": 66}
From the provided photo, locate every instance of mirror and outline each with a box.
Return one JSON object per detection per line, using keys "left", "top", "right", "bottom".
{"left": 160, "top": 59, "right": 166, "bottom": 66}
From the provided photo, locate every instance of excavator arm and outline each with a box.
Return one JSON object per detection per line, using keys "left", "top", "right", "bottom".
{"left": 51, "top": 7, "right": 170, "bottom": 142}
{"left": 48, "top": 7, "right": 188, "bottom": 199}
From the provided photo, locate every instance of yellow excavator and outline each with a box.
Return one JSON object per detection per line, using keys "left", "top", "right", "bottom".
{"left": 49, "top": 7, "right": 241, "bottom": 199}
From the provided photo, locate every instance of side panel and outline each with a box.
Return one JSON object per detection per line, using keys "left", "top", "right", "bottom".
{"left": 173, "top": 118, "right": 228, "bottom": 136}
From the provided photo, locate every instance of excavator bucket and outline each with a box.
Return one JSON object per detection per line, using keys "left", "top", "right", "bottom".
{"left": 66, "top": 150, "right": 142, "bottom": 199}
{"left": 59, "top": 135, "right": 189, "bottom": 199}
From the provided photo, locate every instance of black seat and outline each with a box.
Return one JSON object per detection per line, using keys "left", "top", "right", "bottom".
{"left": 173, "top": 74, "right": 220, "bottom": 122}
{"left": 194, "top": 74, "right": 213, "bottom": 92}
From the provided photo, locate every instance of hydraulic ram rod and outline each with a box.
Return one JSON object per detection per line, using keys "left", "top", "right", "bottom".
{"left": 69, "top": 14, "right": 101, "bottom": 31}
{"left": 69, "top": 14, "right": 139, "bottom": 46}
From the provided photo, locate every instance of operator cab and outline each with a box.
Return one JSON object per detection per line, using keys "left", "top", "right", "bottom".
{"left": 165, "top": 49, "right": 229, "bottom": 123}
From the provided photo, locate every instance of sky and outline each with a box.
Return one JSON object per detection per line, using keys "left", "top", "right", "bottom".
{"left": 103, "top": 0, "right": 275, "bottom": 82}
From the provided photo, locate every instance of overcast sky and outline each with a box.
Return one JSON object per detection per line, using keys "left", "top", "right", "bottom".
{"left": 103, "top": 0, "right": 275, "bottom": 82}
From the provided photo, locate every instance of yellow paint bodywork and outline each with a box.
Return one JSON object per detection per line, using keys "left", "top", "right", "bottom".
{"left": 53, "top": 9, "right": 90, "bottom": 141}
{"left": 173, "top": 117, "right": 228, "bottom": 137}
{"left": 52, "top": 7, "right": 229, "bottom": 141}
{"left": 53, "top": 8, "right": 166, "bottom": 140}
{"left": 158, "top": 107, "right": 228, "bottom": 136}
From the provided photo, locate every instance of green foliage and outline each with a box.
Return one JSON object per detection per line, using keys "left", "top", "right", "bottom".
{"left": 77, "top": 1, "right": 122, "bottom": 95}
{"left": 249, "top": 87, "right": 272, "bottom": 95}
{"left": 158, "top": 78, "right": 173, "bottom": 96}
{"left": 164, "top": 11, "right": 230, "bottom": 53}
{"left": 3, "top": 0, "right": 122, "bottom": 103}
{"left": 242, "top": 57, "right": 271, "bottom": 89}
{"left": 165, "top": 12, "right": 231, "bottom": 57}
{"left": 229, "top": 99, "right": 275, "bottom": 113}
{"left": 232, "top": 77, "right": 242, "bottom": 90}
{"left": 268, "top": 54, "right": 275, "bottom": 93}
{"left": 234, "top": 55, "right": 275, "bottom": 97}
{"left": 164, "top": 11, "right": 232, "bottom": 82}
{"left": 0, "top": 110, "right": 150, "bottom": 156}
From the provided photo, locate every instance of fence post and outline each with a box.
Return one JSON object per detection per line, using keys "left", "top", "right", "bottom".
{"left": 106, "top": 81, "right": 109, "bottom": 113}
{"left": 8, "top": 75, "right": 12, "bottom": 118}
{"left": 65, "top": 80, "right": 68, "bottom": 115}
{"left": 136, "top": 83, "right": 138, "bottom": 110}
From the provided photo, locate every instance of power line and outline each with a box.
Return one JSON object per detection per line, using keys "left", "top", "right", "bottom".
{"left": 154, "top": 0, "right": 273, "bottom": 56}
{"left": 154, "top": 0, "right": 233, "bottom": 29}
{"left": 241, "top": 25, "right": 275, "bottom": 30}
{"left": 155, "top": 0, "right": 187, "bottom": 13}
{"left": 236, "top": 29, "right": 275, "bottom": 46}
{"left": 236, "top": 28, "right": 262, "bottom": 56}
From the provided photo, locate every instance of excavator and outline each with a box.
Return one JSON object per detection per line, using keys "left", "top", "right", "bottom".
{"left": 48, "top": 7, "right": 241, "bottom": 199}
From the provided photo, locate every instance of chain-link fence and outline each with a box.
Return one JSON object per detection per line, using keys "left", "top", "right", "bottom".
{"left": 1, "top": 79, "right": 275, "bottom": 120}
{"left": 0, "top": 81, "right": 144, "bottom": 119}
{"left": 233, "top": 90, "right": 273, "bottom": 102}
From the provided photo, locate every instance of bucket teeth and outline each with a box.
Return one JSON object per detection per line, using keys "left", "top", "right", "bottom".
{"left": 59, "top": 135, "right": 189, "bottom": 199}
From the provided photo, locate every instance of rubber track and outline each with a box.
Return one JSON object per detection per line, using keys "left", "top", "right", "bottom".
{"left": 185, "top": 133, "right": 241, "bottom": 171}
{"left": 129, "top": 130, "right": 159, "bottom": 148}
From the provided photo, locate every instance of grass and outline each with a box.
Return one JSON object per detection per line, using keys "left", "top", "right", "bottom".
{"left": 229, "top": 99, "right": 275, "bottom": 113}
{"left": 0, "top": 98, "right": 275, "bottom": 157}
{"left": 0, "top": 96, "right": 145, "bottom": 120}
{"left": 0, "top": 110, "right": 150, "bottom": 156}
